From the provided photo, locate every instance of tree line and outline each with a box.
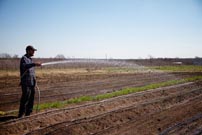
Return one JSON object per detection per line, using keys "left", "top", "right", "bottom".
{"left": 0, "top": 53, "right": 66, "bottom": 59}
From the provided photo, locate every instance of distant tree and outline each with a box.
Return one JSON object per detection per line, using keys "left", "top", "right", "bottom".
{"left": 148, "top": 55, "right": 154, "bottom": 59}
{"left": 55, "top": 54, "right": 65, "bottom": 59}
{"left": 0, "top": 53, "right": 12, "bottom": 58}
{"left": 195, "top": 56, "right": 201, "bottom": 59}
{"left": 13, "top": 54, "right": 19, "bottom": 58}
{"left": 148, "top": 54, "right": 154, "bottom": 64}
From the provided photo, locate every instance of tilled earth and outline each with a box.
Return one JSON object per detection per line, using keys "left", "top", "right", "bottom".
{"left": 0, "top": 72, "right": 198, "bottom": 111}
{"left": 0, "top": 78, "right": 202, "bottom": 135}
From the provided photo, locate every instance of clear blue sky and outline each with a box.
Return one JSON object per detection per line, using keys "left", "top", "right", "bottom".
{"left": 0, "top": 0, "right": 202, "bottom": 58}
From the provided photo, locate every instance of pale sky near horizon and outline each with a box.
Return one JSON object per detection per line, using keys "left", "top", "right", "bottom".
{"left": 0, "top": 0, "right": 202, "bottom": 59}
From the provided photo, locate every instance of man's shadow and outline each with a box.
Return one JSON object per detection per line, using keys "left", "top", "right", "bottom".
{"left": 0, "top": 116, "right": 18, "bottom": 122}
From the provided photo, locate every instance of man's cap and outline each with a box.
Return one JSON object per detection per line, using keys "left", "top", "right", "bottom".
{"left": 26, "top": 45, "right": 37, "bottom": 51}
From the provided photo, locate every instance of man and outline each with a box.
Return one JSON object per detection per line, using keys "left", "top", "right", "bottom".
{"left": 18, "top": 45, "right": 41, "bottom": 118}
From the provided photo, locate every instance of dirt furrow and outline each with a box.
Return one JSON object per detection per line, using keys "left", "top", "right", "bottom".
{"left": 0, "top": 73, "right": 173, "bottom": 99}
{"left": 159, "top": 113, "right": 202, "bottom": 135}
{"left": 0, "top": 73, "right": 179, "bottom": 111}
{"left": 17, "top": 83, "right": 202, "bottom": 134}
{"left": 97, "top": 96, "right": 202, "bottom": 135}
{"left": 1, "top": 82, "right": 201, "bottom": 135}
{"left": 0, "top": 82, "right": 199, "bottom": 135}
{"left": 26, "top": 86, "right": 202, "bottom": 135}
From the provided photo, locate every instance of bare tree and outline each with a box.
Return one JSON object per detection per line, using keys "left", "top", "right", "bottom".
{"left": 148, "top": 54, "right": 154, "bottom": 59}
{"left": 195, "top": 56, "right": 201, "bottom": 59}
{"left": 13, "top": 54, "right": 19, "bottom": 58}
{"left": 55, "top": 54, "right": 65, "bottom": 59}
{"left": 0, "top": 53, "right": 12, "bottom": 58}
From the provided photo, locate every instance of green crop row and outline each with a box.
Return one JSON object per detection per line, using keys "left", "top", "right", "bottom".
{"left": 150, "top": 65, "right": 202, "bottom": 72}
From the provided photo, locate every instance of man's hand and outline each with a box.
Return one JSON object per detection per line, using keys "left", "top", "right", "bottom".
{"left": 35, "top": 62, "right": 42, "bottom": 66}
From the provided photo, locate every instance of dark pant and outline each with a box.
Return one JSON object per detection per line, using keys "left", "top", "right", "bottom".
{"left": 18, "top": 85, "right": 35, "bottom": 117}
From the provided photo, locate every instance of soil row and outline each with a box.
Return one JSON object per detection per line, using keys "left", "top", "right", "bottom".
{"left": 1, "top": 81, "right": 201, "bottom": 135}
{"left": 0, "top": 73, "right": 177, "bottom": 111}
{"left": 1, "top": 72, "right": 195, "bottom": 111}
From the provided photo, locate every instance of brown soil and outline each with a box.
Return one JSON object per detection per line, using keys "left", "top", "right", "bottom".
{"left": 0, "top": 81, "right": 202, "bottom": 135}
{"left": 0, "top": 72, "right": 199, "bottom": 112}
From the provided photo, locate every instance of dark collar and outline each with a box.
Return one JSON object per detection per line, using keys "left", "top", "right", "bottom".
{"left": 25, "top": 54, "right": 31, "bottom": 58}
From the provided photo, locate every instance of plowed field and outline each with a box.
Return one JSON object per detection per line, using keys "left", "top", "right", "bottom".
{"left": 0, "top": 61, "right": 202, "bottom": 135}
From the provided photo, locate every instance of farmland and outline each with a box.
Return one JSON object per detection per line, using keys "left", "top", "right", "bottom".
{"left": 0, "top": 58, "right": 202, "bottom": 135}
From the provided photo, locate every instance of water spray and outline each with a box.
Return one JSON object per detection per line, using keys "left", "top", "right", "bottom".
{"left": 40, "top": 59, "right": 147, "bottom": 70}
{"left": 41, "top": 60, "right": 71, "bottom": 66}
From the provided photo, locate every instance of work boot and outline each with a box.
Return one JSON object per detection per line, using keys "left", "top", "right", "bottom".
{"left": 25, "top": 111, "right": 32, "bottom": 116}
{"left": 25, "top": 113, "right": 30, "bottom": 116}
{"left": 18, "top": 113, "right": 23, "bottom": 118}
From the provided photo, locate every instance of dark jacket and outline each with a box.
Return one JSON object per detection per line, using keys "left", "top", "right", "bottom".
{"left": 20, "top": 54, "right": 36, "bottom": 86}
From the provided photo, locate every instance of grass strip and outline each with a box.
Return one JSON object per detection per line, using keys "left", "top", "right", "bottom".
{"left": 150, "top": 65, "right": 202, "bottom": 72}
{"left": 32, "top": 75, "right": 202, "bottom": 110}
{"left": 0, "top": 111, "right": 6, "bottom": 115}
